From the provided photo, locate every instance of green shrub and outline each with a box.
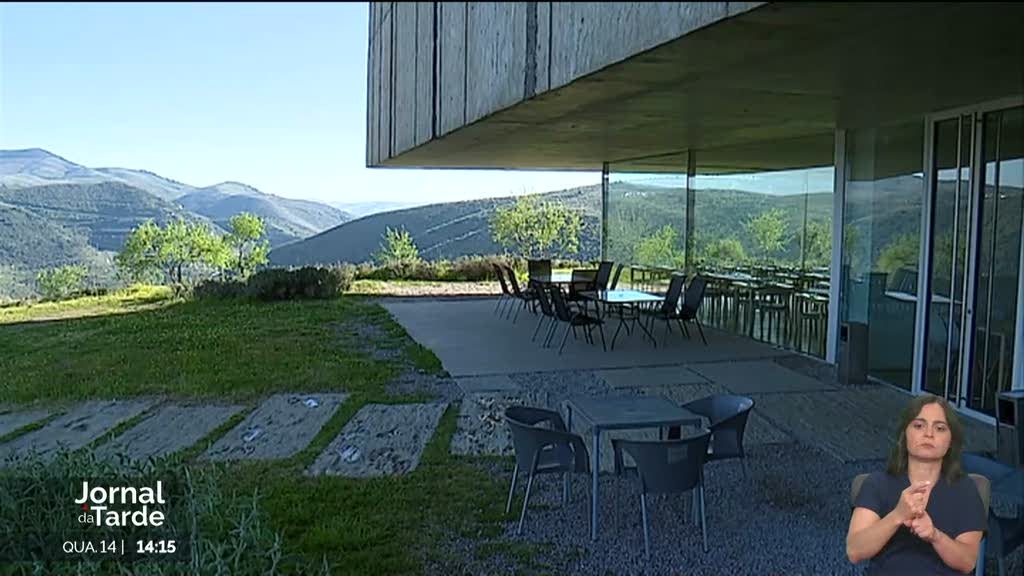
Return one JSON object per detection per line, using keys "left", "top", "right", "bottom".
{"left": 35, "top": 264, "right": 89, "bottom": 301}
{"left": 193, "top": 278, "right": 247, "bottom": 300}
{"left": 246, "top": 265, "right": 353, "bottom": 301}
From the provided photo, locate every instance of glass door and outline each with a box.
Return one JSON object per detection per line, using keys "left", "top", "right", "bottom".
{"left": 965, "top": 105, "right": 1023, "bottom": 415}
{"left": 923, "top": 104, "right": 1023, "bottom": 416}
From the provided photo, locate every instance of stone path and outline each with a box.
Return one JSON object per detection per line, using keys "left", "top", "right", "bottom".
{"left": 307, "top": 402, "right": 447, "bottom": 477}
{"left": 0, "top": 408, "right": 51, "bottom": 438}
{"left": 96, "top": 403, "right": 246, "bottom": 464}
{"left": 200, "top": 393, "right": 347, "bottom": 462}
{"left": 0, "top": 399, "right": 155, "bottom": 467}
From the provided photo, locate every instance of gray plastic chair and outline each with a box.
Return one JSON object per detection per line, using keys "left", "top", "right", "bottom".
{"left": 612, "top": 430, "right": 713, "bottom": 560}
{"left": 669, "top": 394, "right": 753, "bottom": 478}
{"left": 505, "top": 406, "right": 590, "bottom": 536}
{"left": 961, "top": 452, "right": 1022, "bottom": 576}
{"left": 850, "top": 471, "right": 992, "bottom": 576}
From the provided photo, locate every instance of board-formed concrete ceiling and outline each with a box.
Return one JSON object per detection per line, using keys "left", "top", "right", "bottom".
{"left": 379, "top": 2, "right": 1024, "bottom": 174}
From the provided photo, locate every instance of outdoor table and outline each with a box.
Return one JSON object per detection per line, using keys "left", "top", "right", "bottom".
{"left": 579, "top": 289, "right": 665, "bottom": 348}
{"left": 563, "top": 394, "right": 705, "bottom": 541}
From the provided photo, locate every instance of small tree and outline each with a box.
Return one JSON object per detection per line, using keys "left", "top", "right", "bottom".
{"left": 36, "top": 264, "right": 88, "bottom": 301}
{"left": 225, "top": 212, "right": 270, "bottom": 279}
{"left": 700, "top": 237, "right": 747, "bottom": 267}
{"left": 116, "top": 218, "right": 229, "bottom": 293}
{"left": 634, "top": 225, "right": 685, "bottom": 268}
{"left": 801, "top": 220, "right": 832, "bottom": 269}
{"left": 375, "top": 226, "right": 421, "bottom": 265}
{"left": 747, "top": 209, "right": 789, "bottom": 263}
{"left": 490, "top": 195, "right": 584, "bottom": 259}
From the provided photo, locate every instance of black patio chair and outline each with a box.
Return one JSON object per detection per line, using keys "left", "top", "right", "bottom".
{"left": 505, "top": 406, "right": 590, "bottom": 536}
{"left": 595, "top": 261, "right": 614, "bottom": 290}
{"left": 961, "top": 452, "right": 1024, "bottom": 576}
{"left": 503, "top": 264, "right": 539, "bottom": 323}
{"left": 609, "top": 263, "right": 625, "bottom": 290}
{"left": 642, "top": 273, "right": 687, "bottom": 345}
{"left": 492, "top": 263, "right": 514, "bottom": 316}
{"left": 679, "top": 275, "right": 710, "bottom": 345}
{"left": 612, "top": 430, "right": 713, "bottom": 560}
{"left": 668, "top": 394, "right": 754, "bottom": 478}
{"left": 549, "top": 284, "right": 606, "bottom": 354}
{"left": 531, "top": 280, "right": 559, "bottom": 345}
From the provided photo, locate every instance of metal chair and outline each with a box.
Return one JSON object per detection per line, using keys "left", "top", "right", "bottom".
{"left": 549, "top": 284, "right": 606, "bottom": 353}
{"left": 679, "top": 275, "right": 710, "bottom": 345}
{"left": 502, "top": 264, "right": 538, "bottom": 323}
{"left": 505, "top": 406, "right": 590, "bottom": 536}
{"left": 612, "top": 430, "right": 713, "bottom": 560}
{"left": 850, "top": 471, "right": 992, "bottom": 576}
{"left": 531, "top": 280, "right": 559, "bottom": 346}
{"left": 528, "top": 259, "right": 552, "bottom": 281}
{"left": 609, "top": 263, "right": 625, "bottom": 290}
{"left": 594, "top": 261, "right": 615, "bottom": 290}
{"left": 962, "top": 452, "right": 1024, "bottom": 576}
{"left": 642, "top": 274, "right": 687, "bottom": 345}
{"left": 492, "top": 264, "right": 514, "bottom": 316}
{"left": 669, "top": 394, "right": 753, "bottom": 478}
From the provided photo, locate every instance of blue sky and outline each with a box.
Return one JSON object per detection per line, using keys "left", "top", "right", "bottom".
{"left": 0, "top": 2, "right": 598, "bottom": 205}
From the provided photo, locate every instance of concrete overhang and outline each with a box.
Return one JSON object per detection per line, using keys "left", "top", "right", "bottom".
{"left": 378, "top": 2, "right": 1024, "bottom": 174}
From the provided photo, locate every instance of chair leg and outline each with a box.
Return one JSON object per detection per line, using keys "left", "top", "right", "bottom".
{"left": 699, "top": 482, "right": 708, "bottom": 553}
{"left": 559, "top": 324, "right": 572, "bottom": 354}
{"left": 696, "top": 317, "right": 708, "bottom": 345}
{"left": 598, "top": 324, "right": 607, "bottom": 352}
{"left": 740, "top": 457, "right": 748, "bottom": 481}
{"left": 563, "top": 472, "right": 570, "bottom": 506}
{"left": 517, "top": 472, "right": 535, "bottom": 536}
{"left": 641, "top": 492, "right": 651, "bottom": 563}
{"left": 532, "top": 315, "right": 546, "bottom": 342}
{"left": 505, "top": 463, "right": 519, "bottom": 515}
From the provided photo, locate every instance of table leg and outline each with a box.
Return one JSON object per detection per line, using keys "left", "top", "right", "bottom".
{"left": 591, "top": 428, "right": 600, "bottom": 541}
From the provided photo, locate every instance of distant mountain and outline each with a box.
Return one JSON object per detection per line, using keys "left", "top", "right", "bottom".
{"left": 178, "top": 182, "right": 351, "bottom": 246}
{"left": 0, "top": 149, "right": 350, "bottom": 247}
{"left": 329, "top": 200, "right": 428, "bottom": 218}
{"left": 270, "top": 186, "right": 603, "bottom": 267}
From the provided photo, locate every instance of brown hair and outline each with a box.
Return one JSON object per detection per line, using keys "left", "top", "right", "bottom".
{"left": 886, "top": 394, "right": 965, "bottom": 483}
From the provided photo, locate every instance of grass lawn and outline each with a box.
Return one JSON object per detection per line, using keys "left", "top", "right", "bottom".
{"left": 0, "top": 288, "right": 544, "bottom": 575}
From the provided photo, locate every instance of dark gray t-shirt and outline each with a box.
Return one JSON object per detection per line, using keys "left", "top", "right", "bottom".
{"left": 853, "top": 471, "right": 986, "bottom": 576}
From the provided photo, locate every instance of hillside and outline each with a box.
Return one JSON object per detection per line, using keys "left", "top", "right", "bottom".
{"left": 270, "top": 186, "right": 604, "bottom": 266}
{"left": 179, "top": 182, "right": 351, "bottom": 245}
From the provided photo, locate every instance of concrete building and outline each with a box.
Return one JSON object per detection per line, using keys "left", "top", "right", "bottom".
{"left": 365, "top": 2, "right": 1024, "bottom": 424}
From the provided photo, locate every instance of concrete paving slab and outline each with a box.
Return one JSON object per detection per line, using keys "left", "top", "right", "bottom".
{"left": 450, "top": 391, "right": 549, "bottom": 457}
{"left": 382, "top": 299, "right": 786, "bottom": 376}
{"left": 0, "top": 399, "right": 156, "bottom": 466}
{"left": 690, "top": 360, "right": 838, "bottom": 394}
{"left": 596, "top": 365, "right": 708, "bottom": 389}
{"left": 96, "top": 403, "right": 246, "bottom": 464}
{"left": 306, "top": 402, "right": 447, "bottom": 477}
{"left": 200, "top": 393, "right": 347, "bottom": 462}
{"left": 0, "top": 409, "right": 51, "bottom": 438}
{"left": 456, "top": 374, "right": 520, "bottom": 394}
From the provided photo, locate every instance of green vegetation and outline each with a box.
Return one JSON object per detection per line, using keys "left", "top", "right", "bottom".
{"left": 225, "top": 212, "right": 271, "bottom": 279}
{"left": 746, "top": 208, "right": 790, "bottom": 263}
{"left": 0, "top": 291, "right": 538, "bottom": 575}
{"left": 490, "top": 194, "right": 585, "bottom": 259}
{"left": 633, "top": 225, "right": 685, "bottom": 268}
{"left": 0, "top": 284, "right": 173, "bottom": 325}
{"left": 34, "top": 264, "right": 88, "bottom": 301}
{"left": 375, "top": 226, "right": 422, "bottom": 266}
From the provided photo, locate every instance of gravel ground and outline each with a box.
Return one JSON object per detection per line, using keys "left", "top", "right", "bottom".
{"left": 425, "top": 369, "right": 1023, "bottom": 576}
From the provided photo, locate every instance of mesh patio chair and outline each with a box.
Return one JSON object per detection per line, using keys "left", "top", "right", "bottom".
{"left": 850, "top": 471, "right": 991, "bottom": 576}
{"left": 609, "top": 263, "right": 625, "bottom": 290}
{"left": 961, "top": 452, "right": 1024, "bottom": 576}
{"left": 492, "top": 263, "right": 514, "bottom": 316}
{"left": 531, "top": 280, "right": 559, "bottom": 345}
{"left": 612, "top": 430, "right": 713, "bottom": 560}
{"left": 505, "top": 406, "right": 590, "bottom": 536}
{"left": 549, "top": 284, "right": 606, "bottom": 353}
{"left": 503, "top": 264, "right": 539, "bottom": 323}
{"left": 595, "top": 261, "right": 615, "bottom": 290}
{"left": 668, "top": 394, "right": 753, "bottom": 478}
{"left": 642, "top": 274, "right": 687, "bottom": 345}
{"left": 679, "top": 275, "right": 710, "bottom": 345}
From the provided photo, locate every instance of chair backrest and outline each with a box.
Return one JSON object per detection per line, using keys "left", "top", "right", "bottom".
{"left": 660, "top": 274, "right": 687, "bottom": 314}
{"left": 504, "top": 265, "right": 525, "bottom": 297}
{"left": 569, "top": 269, "right": 597, "bottom": 298}
{"left": 614, "top": 430, "right": 712, "bottom": 495}
{"left": 684, "top": 394, "right": 754, "bottom": 459}
{"left": 682, "top": 275, "right": 708, "bottom": 314}
{"left": 849, "top": 472, "right": 991, "bottom": 519}
{"left": 609, "top": 263, "right": 625, "bottom": 290}
{"left": 528, "top": 259, "right": 552, "bottom": 280}
{"left": 595, "top": 261, "right": 614, "bottom": 290}
{"left": 532, "top": 280, "right": 556, "bottom": 318}
{"left": 505, "top": 406, "right": 588, "bottom": 474}
{"left": 493, "top": 264, "right": 512, "bottom": 296}
{"left": 548, "top": 285, "right": 574, "bottom": 322}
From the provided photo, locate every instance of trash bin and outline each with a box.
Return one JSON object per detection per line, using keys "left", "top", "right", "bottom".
{"left": 996, "top": 390, "right": 1024, "bottom": 468}
{"left": 839, "top": 321, "right": 868, "bottom": 386}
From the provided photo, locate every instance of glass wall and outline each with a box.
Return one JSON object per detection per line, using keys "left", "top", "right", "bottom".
{"left": 840, "top": 120, "right": 925, "bottom": 390}
{"left": 606, "top": 155, "right": 688, "bottom": 288}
